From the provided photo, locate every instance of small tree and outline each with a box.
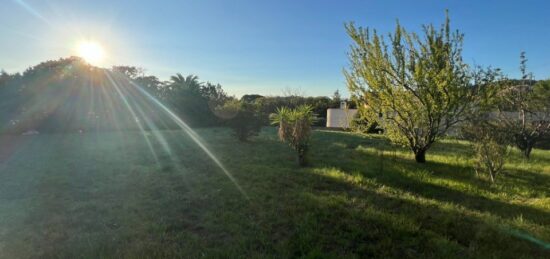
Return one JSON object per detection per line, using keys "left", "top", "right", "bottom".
{"left": 497, "top": 52, "right": 550, "bottom": 158}
{"left": 217, "top": 100, "right": 263, "bottom": 142}
{"left": 345, "top": 12, "right": 486, "bottom": 163}
{"left": 270, "top": 105, "right": 316, "bottom": 166}
{"left": 474, "top": 136, "right": 508, "bottom": 183}
{"left": 462, "top": 120, "right": 508, "bottom": 183}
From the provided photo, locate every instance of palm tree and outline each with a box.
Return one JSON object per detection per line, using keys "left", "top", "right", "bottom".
{"left": 169, "top": 73, "right": 201, "bottom": 93}
{"left": 270, "top": 105, "right": 316, "bottom": 166}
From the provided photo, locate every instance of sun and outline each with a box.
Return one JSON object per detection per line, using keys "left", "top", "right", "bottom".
{"left": 77, "top": 41, "right": 105, "bottom": 65}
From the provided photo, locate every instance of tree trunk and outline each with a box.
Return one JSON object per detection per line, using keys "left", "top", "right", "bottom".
{"left": 297, "top": 149, "right": 307, "bottom": 167}
{"left": 414, "top": 149, "right": 426, "bottom": 163}
{"left": 523, "top": 146, "right": 532, "bottom": 159}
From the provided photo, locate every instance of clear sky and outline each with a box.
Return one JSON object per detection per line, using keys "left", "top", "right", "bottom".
{"left": 2, "top": 0, "right": 550, "bottom": 97}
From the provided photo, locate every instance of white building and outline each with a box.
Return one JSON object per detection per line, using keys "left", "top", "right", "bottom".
{"left": 326, "top": 101, "right": 358, "bottom": 128}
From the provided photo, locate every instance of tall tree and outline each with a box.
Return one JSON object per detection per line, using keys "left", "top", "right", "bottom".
{"left": 164, "top": 73, "right": 229, "bottom": 127}
{"left": 170, "top": 73, "right": 201, "bottom": 93}
{"left": 112, "top": 66, "right": 144, "bottom": 79}
{"left": 332, "top": 89, "right": 342, "bottom": 108}
{"left": 345, "top": 13, "right": 485, "bottom": 163}
{"left": 332, "top": 89, "right": 341, "bottom": 102}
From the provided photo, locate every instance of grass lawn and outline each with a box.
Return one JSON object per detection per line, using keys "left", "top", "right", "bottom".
{"left": 0, "top": 128, "right": 549, "bottom": 258}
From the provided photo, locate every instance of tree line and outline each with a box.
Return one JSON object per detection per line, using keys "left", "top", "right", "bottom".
{"left": 0, "top": 58, "right": 342, "bottom": 135}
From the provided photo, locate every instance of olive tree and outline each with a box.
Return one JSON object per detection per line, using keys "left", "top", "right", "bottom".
{"left": 345, "top": 13, "right": 483, "bottom": 163}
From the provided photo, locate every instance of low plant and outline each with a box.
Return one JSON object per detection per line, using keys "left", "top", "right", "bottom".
{"left": 462, "top": 120, "right": 509, "bottom": 183}
{"left": 473, "top": 136, "right": 508, "bottom": 183}
{"left": 350, "top": 115, "right": 381, "bottom": 134}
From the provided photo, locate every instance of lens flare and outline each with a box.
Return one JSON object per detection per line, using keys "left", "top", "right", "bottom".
{"left": 78, "top": 41, "right": 105, "bottom": 65}
{"left": 108, "top": 71, "right": 249, "bottom": 199}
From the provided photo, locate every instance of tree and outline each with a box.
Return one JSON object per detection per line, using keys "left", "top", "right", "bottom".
{"left": 162, "top": 73, "right": 232, "bottom": 127}
{"left": 200, "top": 82, "right": 230, "bottom": 108}
{"left": 462, "top": 117, "right": 508, "bottom": 183}
{"left": 332, "top": 89, "right": 341, "bottom": 107}
{"left": 496, "top": 53, "right": 550, "bottom": 158}
{"left": 473, "top": 134, "right": 508, "bottom": 183}
{"left": 170, "top": 73, "right": 201, "bottom": 93}
{"left": 0, "top": 70, "right": 11, "bottom": 86}
{"left": 270, "top": 105, "right": 316, "bottom": 166}
{"left": 112, "top": 66, "right": 145, "bottom": 79}
{"left": 134, "top": 75, "right": 163, "bottom": 96}
{"left": 241, "top": 94, "right": 264, "bottom": 103}
{"left": 344, "top": 12, "right": 482, "bottom": 163}
{"left": 217, "top": 99, "right": 263, "bottom": 142}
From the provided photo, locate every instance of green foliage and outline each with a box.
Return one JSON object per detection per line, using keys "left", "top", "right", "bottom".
{"left": 332, "top": 89, "right": 341, "bottom": 105}
{"left": 0, "top": 58, "right": 347, "bottom": 132}
{"left": 496, "top": 53, "right": 550, "bottom": 158}
{"left": 473, "top": 138, "right": 508, "bottom": 183}
{"left": 462, "top": 120, "right": 509, "bottom": 183}
{"left": 344, "top": 12, "right": 495, "bottom": 163}
{"left": 350, "top": 117, "right": 380, "bottom": 134}
{"left": 255, "top": 96, "right": 333, "bottom": 126}
{"left": 349, "top": 106, "right": 382, "bottom": 134}
{"left": 240, "top": 94, "right": 264, "bottom": 103}
{"left": 217, "top": 99, "right": 263, "bottom": 141}
{"left": 0, "top": 58, "right": 233, "bottom": 133}
{"left": 161, "top": 73, "right": 230, "bottom": 127}
{"left": 270, "top": 105, "right": 316, "bottom": 166}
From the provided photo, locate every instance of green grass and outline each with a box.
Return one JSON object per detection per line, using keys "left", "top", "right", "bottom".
{"left": 0, "top": 128, "right": 548, "bottom": 258}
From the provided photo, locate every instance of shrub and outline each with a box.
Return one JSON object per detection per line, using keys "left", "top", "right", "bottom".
{"left": 350, "top": 114, "right": 381, "bottom": 134}
{"left": 473, "top": 137, "right": 508, "bottom": 183}
{"left": 216, "top": 100, "right": 263, "bottom": 142}
{"left": 462, "top": 121, "right": 509, "bottom": 183}
{"left": 270, "top": 105, "right": 316, "bottom": 166}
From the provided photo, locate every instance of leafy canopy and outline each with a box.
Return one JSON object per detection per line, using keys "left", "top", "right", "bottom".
{"left": 344, "top": 12, "right": 490, "bottom": 162}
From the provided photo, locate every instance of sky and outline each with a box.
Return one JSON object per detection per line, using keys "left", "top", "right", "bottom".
{"left": 1, "top": 0, "right": 550, "bottom": 97}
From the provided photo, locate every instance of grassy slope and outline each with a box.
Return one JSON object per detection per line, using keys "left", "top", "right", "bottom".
{"left": 0, "top": 128, "right": 548, "bottom": 258}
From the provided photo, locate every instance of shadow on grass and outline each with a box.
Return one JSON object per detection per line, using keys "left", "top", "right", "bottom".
{"left": 1, "top": 128, "right": 548, "bottom": 258}
{"left": 309, "top": 131, "right": 550, "bottom": 226}
{"left": 305, "top": 171, "right": 550, "bottom": 258}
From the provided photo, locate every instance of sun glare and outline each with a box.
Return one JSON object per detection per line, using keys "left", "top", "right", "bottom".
{"left": 77, "top": 41, "right": 105, "bottom": 65}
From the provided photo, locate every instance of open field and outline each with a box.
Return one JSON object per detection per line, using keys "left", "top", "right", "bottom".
{"left": 0, "top": 128, "right": 549, "bottom": 258}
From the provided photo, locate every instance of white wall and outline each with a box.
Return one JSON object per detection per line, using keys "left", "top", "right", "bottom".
{"left": 326, "top": 108, "right": 358, "bottom": 128}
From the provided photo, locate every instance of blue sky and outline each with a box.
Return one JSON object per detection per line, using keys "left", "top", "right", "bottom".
{"left": 1, "top": 0, "right": 550, "bottom": 97}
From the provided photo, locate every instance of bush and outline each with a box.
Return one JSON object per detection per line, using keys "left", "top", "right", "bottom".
{"left": 462, "top": 121, "right": 509, "bottom": 183}
{"left": 473, "top": 137, "right": 508, "bottom": 183}
{"left": 349, "top": 109, "right": 382, "bottom": 134}
{"left": 216, "top": 100, "right": 263, "bottom": 142}
{"left": 350, "top": 116, "right": 381, "bottom": 134}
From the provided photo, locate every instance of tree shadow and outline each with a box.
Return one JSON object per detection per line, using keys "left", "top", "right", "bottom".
{"left": 308, "top": 132, "right": 550, "bottom": 227}
{"left": 501, "top": 168, "right": 550, "bottom": 196}
{"left": 262, "top": 167, "right": 550, "bottom": 257}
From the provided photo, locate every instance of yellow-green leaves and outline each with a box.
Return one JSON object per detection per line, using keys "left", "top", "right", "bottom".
{"left": 345, "top": 13, "right": 478, "bottom": 163}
